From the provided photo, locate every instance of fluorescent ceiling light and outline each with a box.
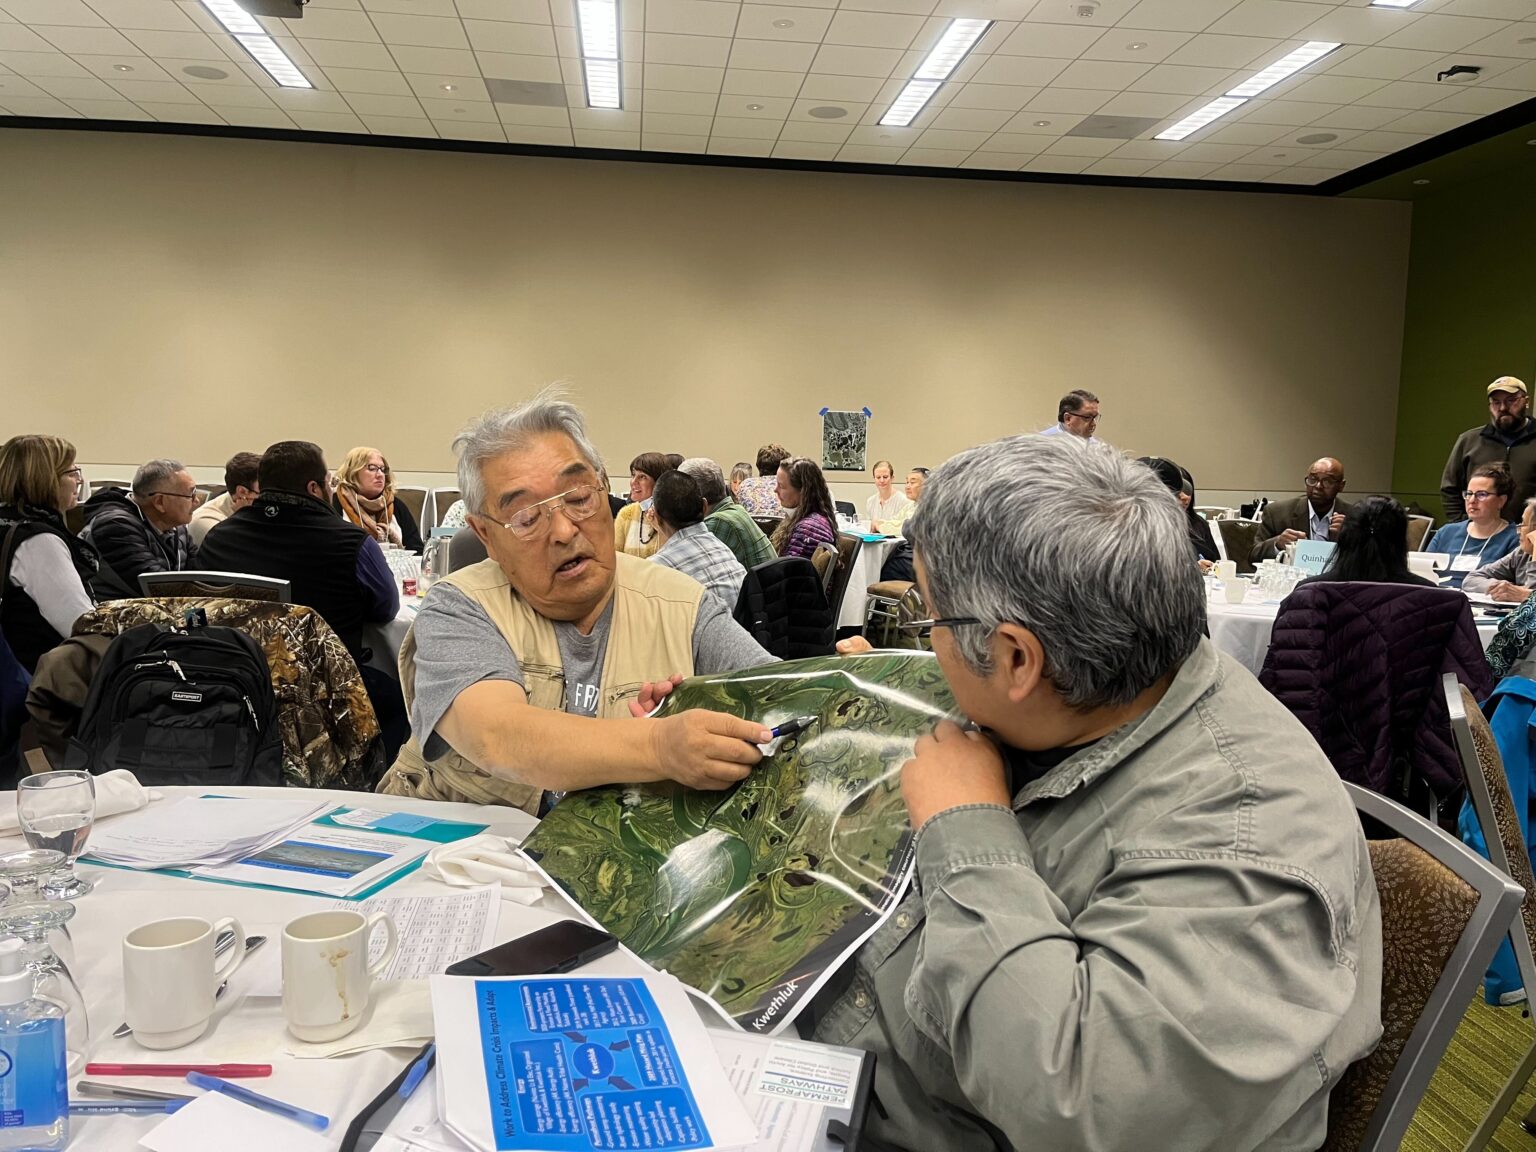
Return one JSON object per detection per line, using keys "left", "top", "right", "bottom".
{"left": 879, "top": 18, "right": 991, "bottom": 127}
{"left": 1370, "top": 0, "right": 1421, "bottom": 7}
{"left": 577, "top": 0, "right": 621, "bottom": 108}
{"left": 198, "top": 0, "right": 312, "bottom": 88}
{"left": 1155, "top": 41, "right": 1340, "bottom": 141}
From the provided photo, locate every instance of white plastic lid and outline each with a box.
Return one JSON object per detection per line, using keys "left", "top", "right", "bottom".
{"left": 0, "top": 938, "right": 31, "bottom": 1006}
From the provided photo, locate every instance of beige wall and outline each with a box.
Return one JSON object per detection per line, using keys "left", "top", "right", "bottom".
{"left": 2, "top": 128, "right": 1411, "bottom": 502}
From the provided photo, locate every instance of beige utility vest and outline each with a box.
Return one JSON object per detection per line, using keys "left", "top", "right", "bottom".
{"left": 378, "top": 554, "right": 703, "bottom": 813}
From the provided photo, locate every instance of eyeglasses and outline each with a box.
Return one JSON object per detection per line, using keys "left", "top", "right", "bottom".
{"left": 1490, "top": 394, "right": 1525, "bottom": 409}
{"left": 361, "top": 464, "right": 388, "bottom": 474}
{"left": 149, "top": 491, "right": 200, "bottom": 502}
{"left": 57, "top": 467, "right": 82, "bottom": 482}
{"left": 896, "top": 615, "right": 984, "bottom": 634}
{"left": 1303, "top": 474, "right": 1343, "bottom": 489}
{"left": 1066, "top": 412, "right": 1100, "bottom": 426}
{"left": 484, "top": 483, "right": 603, "bottom": 541}
{"left": 1464, "top": 491, "right": 1500, "bottom": 502}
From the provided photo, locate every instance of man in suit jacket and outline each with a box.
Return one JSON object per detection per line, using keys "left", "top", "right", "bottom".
{"left": 1251, "top": 457, "right": 1352, "bottom": 561}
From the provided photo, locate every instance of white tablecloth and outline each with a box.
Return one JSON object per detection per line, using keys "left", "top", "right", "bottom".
{"left": 363, "top": 598, "right": 420, "bottom": 675}
{"left": 840, "top": 537, "right": 902, "bottom": 630}
{"left": 2, "top": 785, "right": 644, "bottom": 1150}
{"left": 1207, "top": 588, "right": 1501, "bottom": 677}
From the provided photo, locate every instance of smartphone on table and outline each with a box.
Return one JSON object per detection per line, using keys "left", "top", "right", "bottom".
{"left": 445, "top": 921, "right": 618, "bottom": 977}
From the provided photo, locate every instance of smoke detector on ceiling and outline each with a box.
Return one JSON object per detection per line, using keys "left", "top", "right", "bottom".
{"left": 1074, "top": 0, "right": 1100, "bottom": 17}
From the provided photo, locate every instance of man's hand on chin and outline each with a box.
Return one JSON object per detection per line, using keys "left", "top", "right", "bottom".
{"left": 902, "top": 720, "right": 1011, "bottom": 830}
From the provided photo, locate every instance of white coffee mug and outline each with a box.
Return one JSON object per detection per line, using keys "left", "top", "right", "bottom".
{"left": 282, "top": 909, "right": 398, "bottom": 1043}
{"left": 123, "top": 916, "right": 246, "bottom": 1050}
{"left": 1216, "top": 560, "right": 1238, "bottom": 583}
{"left": 1224, "top": 579, "right": 1250, "bottom": 605}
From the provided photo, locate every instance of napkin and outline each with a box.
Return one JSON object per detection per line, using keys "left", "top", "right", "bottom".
{"left": 0, "top": 767, "right": 157, "bottom": 832}
{"left": 420, "top": 834, "right": 547, "bottom": 905}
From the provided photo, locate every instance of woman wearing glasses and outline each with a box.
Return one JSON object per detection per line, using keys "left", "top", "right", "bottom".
{"left": 333, "top": 447, "right": 423, "bottom": 554}
{"left": 0, "top": 435, "right": 96, "bottom": 674}
{"left": 1425, "top": 464, "right": 1520, "bottom": 589}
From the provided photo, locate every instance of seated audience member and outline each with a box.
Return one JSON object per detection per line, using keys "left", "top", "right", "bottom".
{"left": 377, "top": 392, "right": 778, "bottom": 814}
{"left": 333, "top": 447, "right": 423, "bottom": 554}
{"left": 736, "top": 443, "right": 791, "bottom": 518}
{"left": 772, "top": 458, "right": 838, "bottom": 560}
{"left": 1039, "top": 389, "right": 1100, "bottom": 443}
{"left": 0, "top": 436, "right": 96, "bottom": 674}
{"left": 80, "top": 458, "right": 200, "bottom": 598}
{"left": 1464, "top": 497, "right": 1536, "bottom": 602}
{"left": 189, "top": 452, "right": 261, "bottom": 547}
{"left": 650, "top": 472, "right": 747, "bottom": 608}
{"left": 1252, "top": 456, "right": 1352, "bottom": 561}
{"left": 198, "top": 441, "right": 408, "bottom": 759}
{"left": 879, "top": 468, "right": 930, "bottom": 583}
{"left": 1426, "top": 464, "right": 1520, "bottom": 589}
{"left": 818, "top": 434, "right": 1381, "bottom": 1151}
{"left": 1297, "top": 496, "right": 1434, "bottom": 589}
{"left": 1139, "top": 457, "right": 1219, "bottom": 564}
{"left": 865, "top": 460, "right": 909, "bottom": 531}
{"left": 613, "top": 452, "right": 670, "bottom": 559}
{"left": 729, "top": 462, "right": 752, "bottom": 499}
{"left": 664, "top": 453, "right": 685, "bottom": 471}
{"left": 677, "top": 457, "right": 775, "bottom": 572}
{"left": 440, "top": 499, "right": 468, "bottom": 531}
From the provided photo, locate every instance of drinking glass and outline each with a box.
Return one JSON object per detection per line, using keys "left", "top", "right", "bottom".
{"left": 17, "top": 772, "right": 96, "bottom": 899}
{"left": 0, "top": 900, "right": 88, "bottom": 1075}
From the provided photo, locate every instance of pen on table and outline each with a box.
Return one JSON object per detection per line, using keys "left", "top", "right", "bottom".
{"left": 86, "top": 1063, "right": 272, "bottom": 1078}
{"left": 68, "top": 1100, "right": 189, "bottom": 1116}
{"left": 186, "top": 1070, "right": 330, "bottom": 1131}
{"left": 75, "top": 1081, "right": 195, "bottom": 1104}
{"left": 342, "top": 1041, "right": 434, "bottom": 1152}
{"left": 398, "top": 1043, "right": 435, "bottom": 1099}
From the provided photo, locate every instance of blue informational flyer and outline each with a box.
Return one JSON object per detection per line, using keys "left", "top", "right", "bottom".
{"left": 473, "top": 978, "right": 712, "bottom": 1151}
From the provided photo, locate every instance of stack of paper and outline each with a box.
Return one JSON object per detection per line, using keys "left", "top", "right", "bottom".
{"left": 84, "top": 794, "right": 332, "bottom": 870}
{"left": 189, "top": 821, "right": 435, "bottom": 897}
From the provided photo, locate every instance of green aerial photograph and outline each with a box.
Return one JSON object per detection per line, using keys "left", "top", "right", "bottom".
{"left": 521, "top": 652, "right": 958, "bottom": 1032}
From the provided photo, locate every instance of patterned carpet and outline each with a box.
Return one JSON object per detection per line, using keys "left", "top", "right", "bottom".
{"left": 1406, "top": 993, "right": 1536, "bottom": 1151}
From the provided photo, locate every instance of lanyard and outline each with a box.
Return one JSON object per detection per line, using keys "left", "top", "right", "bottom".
{"left": 1456, "top": 527, "right": 1498, "bottom": 567}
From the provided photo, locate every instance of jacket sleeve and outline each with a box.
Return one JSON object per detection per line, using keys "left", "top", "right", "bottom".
{"left": 1462, "top": 546, "right": 1522, "bottom": 594}
{"left": 354, "top": 537, "right": 400, "bottom": 623}
{"left": 1250, "top": 502, "right": 1287, "bottom": 562}
{"left": 1442, "top": 437, "right": 1469, "bottom": 523}
{"left": 397, "top": 502, "right": 423, "bottom": 555}
{"left": 90, "top": 514, "right": 169, "bottom": 584}
{"left": 906, "top": 805, "right": 1368, "bottom": 1152}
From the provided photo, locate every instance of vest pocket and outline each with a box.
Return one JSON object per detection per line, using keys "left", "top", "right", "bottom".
{"left": 606, "top": 682, "right": 644, "bottom": 714}
{"left": 521, "top": 663, "right": 566, "bottom": 712}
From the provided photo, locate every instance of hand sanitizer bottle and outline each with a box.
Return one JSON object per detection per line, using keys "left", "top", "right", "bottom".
{"left": 0, "top": 937, "right": 67, "bottom": 1151}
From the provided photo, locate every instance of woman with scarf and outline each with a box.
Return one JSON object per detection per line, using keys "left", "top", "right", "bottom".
{"left": 0, "top": 435, "right": 98, "bottom": 673}
{"left": 333, "top": 447, "right": 423, "bottom": 554}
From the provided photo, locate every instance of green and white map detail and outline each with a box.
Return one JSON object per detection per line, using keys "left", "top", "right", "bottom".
{"left": 520, "top": 652, "right": 957, "bottom": 1033}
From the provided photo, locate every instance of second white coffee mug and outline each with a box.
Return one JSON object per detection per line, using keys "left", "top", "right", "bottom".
{"left": 123, "top": 915, "right": 246, "bottom": 1050}
{"left": 282, "top": 909, "right": 398, "bottom": 1043}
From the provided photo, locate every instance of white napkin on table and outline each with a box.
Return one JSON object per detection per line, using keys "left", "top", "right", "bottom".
{"left": 420, "top": 835, "right": 548, "bottom": 905}
{"left": 0, "top": 767, "right": 158, "bottom": 832}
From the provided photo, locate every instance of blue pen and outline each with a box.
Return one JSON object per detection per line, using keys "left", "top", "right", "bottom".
{"left": 69, "top": 1100, "right": 190, "bottom": 1116}
{"left": 398, "top": 1043, "right": 435, "bottom": 1100}
{"left": 185, "top": 1071, "right": 330, "bottom": 1131}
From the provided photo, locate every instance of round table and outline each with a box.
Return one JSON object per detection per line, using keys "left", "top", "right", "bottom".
{"left": 1206, "top": 588, "right": 1501, "bottom": 677}
{"left": 0, "top": 785, "right": 635, "bottom": 1150}
{"left": 363, "top": 598, "right": 419, "bottom": 676}
{"left": 840, "top": 536, "right": 902, "bottom": 630}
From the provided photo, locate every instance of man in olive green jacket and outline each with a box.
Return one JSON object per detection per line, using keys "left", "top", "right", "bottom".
{"left": 819, "top": 435, "right": 1382, "bottom": 1152}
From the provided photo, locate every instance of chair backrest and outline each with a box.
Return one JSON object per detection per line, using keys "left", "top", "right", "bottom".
{"left": 826, "top": 533, "right": 864, "bottom": 623}
{"left": 203, "top": 484, "right": 227, "bottom": 499}
{"left": 834, "top": 501, "right": 857, "bottom": 518}
{"left": 432, "top": 488, "right": 461, "bottom": 528}
{"left": 137, "top": 571, "right": 292, "bottom": 603}
{"left": 1322, "top": 783, "right": 1523, "bottom": 1152}
{"left": 1405, "top": 516, "right": 1433, "bottom": 552}
{"left": 1193, "top": 505, "right": 1230, "bottom": 521}
{"left": 732, "top": 557, "right": 834, "bottom": 659}
{"left": 63, "top": 506, "right": 84, "bottom": 535}
{"left": 809, "top": 543, "right": 838, "bottom": 595}
{"left": 445, "top": 526, "right": 488, "bottom": 575}
{"left": 89, "top": 479, "right": 128, "bottom": 494}
{"left": 394, "top": 486, "right": 428, "bottom": 532}
{"left": 1445, "top": 674, "right": 1536, "bottom": 999}
{"left": 1215, "top": 519, "right": 1261, "bottom": 574}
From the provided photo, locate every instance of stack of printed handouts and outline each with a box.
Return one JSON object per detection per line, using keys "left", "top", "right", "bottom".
{"left": 83, "top": 794, "right": 333, "bottom": 870}
{"left": 428, "top": 972, "right": 759, "bottom": 1152}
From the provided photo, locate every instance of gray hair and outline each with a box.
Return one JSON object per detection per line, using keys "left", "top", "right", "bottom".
{"left": 453, "top": 387, "right": 604, "bottom": 517}
{"left": 910, "top": 435, "right": 1204, "bottom": 710}
{"left": 132, "top": 458, "right": 185, "bottom": 497}
{"left": 678, "top": 457, "right": 727, "bottom": 506}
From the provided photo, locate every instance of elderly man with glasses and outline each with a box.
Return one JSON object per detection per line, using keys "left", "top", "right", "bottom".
{"left": 822, "top": 435, "right": 1381, "bottom": 1152}
{"left": 380, "top": 391, "right": 778, "bottom": 815}
{"left": 79, "top": 457, "right": 201, "bottom": 598}
{"left": 1250, "top": 456, "right": 1351, "bottom": 562}
{"left": 1442, "top": 376, "right": 1536, "bottom": 524}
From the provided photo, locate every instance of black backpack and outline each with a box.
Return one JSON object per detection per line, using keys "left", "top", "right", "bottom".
{"left": 64, "top": 618, "right": 283, "bottom": 787}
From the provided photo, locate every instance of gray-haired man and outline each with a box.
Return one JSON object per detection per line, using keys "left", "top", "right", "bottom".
{"left": 677, "top": 457, "right": 775, "bottom": 571}
{"left": 379, "top": 390, "right": 778, "bottom": 815}
{"left": 820, "top": 435, "right": 1381, "bottom": 1151}
{"left": 79, "top": 458, "right": 200, "bottom": 598}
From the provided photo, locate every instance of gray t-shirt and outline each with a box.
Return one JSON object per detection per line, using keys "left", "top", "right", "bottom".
{"left": 410, "top": 583, "right": 777, "bottom": 761}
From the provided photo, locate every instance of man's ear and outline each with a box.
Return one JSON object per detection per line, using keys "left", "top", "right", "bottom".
{"left": 991, "top": 622, "right": 1047, "bottom": 704}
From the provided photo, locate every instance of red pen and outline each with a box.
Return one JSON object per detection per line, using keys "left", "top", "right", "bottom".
{"left": 84, "top": 1063, "right": 272, "bottom": 1078}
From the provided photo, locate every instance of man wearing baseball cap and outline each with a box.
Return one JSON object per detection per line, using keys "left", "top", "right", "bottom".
{"left": 1441, "top": 376, "right": 1536, "bottom": 523}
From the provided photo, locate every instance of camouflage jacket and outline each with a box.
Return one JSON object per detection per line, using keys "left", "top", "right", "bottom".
{"left": 48, "top": 597, "right": 383, "bottom": 790}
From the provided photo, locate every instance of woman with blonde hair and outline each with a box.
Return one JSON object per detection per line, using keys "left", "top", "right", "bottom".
{"left": 332, "top": 446, "right": 422, "bottom": 553}
{"left": 0, "top": 435, "right": 97, "bottom": 673}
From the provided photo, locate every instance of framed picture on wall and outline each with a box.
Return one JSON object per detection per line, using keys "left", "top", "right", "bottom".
{"left": 821, "top": 409, "right": 868, "bottom": 472}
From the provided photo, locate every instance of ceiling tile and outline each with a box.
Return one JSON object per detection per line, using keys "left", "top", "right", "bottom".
{"left": 1354, "top": 78, "right": 1453, "bottom": 105}
{"left": 645, "top": 0, "right": 744, "bottom": 35}
{"left": 275, "top": 9, "right": 380, "bottom": 41}
{"left": 810, "top": 42, "right": 901, "bottom": 73}
{"left": 1209, "top": 160, "right": 1284, "bottom": 176}
{"left": 1001, "top": 108, "right": 1085, "bottom": 129}
{"left": 788, "top": 94, "right": 863, "bottom": 117}
{"left": 404, "top": 72, "right": 491, "bottom": 99}
{"left": 1235, "top": 96, "right": 1333, "bottom": 120}
{"left": 434, "top": 119, "right": 507, "bottom": 140}
{"left": 1381, "top": 106, "right": 1479, "bottom": 131}
{"left": 0, "top": 23, "right": 49, "bottom": 49}
{"left": 956, "top": 150, "right": 1023, "bottom": 167}
{"left": 1118, "top": 0, "right": 1242, "bottom": 32}
{"left": 1437, "top": 0, "right": 1536, "bottom": 17}
{"left": 709, "top": 111, "right": 782, "bottom": 135}
{"left": 369, "top": 13, "right": 470, "bottom": 49}
{"left": 974, "top": 130, "right": 1047, "bottom": 150}
{"left": 268, "top": 86, "right": 353, "bottom": 109}
{"left": 1083, "top": 156, "right": 1157, "bottom": 173}
{"left": 1128, "top": 60, "right": 1231, "bottom": 91}
{"left": 703, "top": 134, "right": 772, "bottom": 153}
{"left": 2, "top": 0, "right": 102, "bottom": 25}
{"left": 456, "top": 0, "right": 551, "bottom": 19}
{"left": 1109, "top": 135, "right": 1188, "bottom": 155}
{"left": 1287, "top": 146, "right": 1382, "bottom": 168}
{"left": 27, "top": 73, "right": 118, "bottom": 98}
{"left": 947, "top": 80, "right": 1039, "bottom": 108}
{"left": 464, "top": 19, "right": 558, "bottom": 54}
{"left": 1145, "top": 157, "right": 1219, "bottom": 174}
{"left": 1207, "top": 1, "right": 1322, "bottom": 38}
{"left": 72, "top": 55, "right": 173, "bottom": 80}
{"left": 719, "top": 66, "right": 800, "bottom": 92}
{"left": 0, "top": 73, "right": 49, "bottom": 97}
{"left": 1200, "top": 117, "right": 1288, "bottom": 141}
{"left": 715, "top": 90, "right": 787, "bottom": 113}
{"left": 292, "top": 39, "right": 397, "bottom": 68}
{"left": 390, "top": 45, "right": 478, "bottom": 73}
{"left": 569, "top": 104, "right": 641, "bottom": 126}
{"left": 846, "top": 121, "right": 917, "bottom": 142}
{"left": 0, "top": 95, "right": 81, "bottom": 113}
{"left": 773, "top": 138, "right": 843, "bottom": 157}
{"left": 138, "top": 101, "right": 224, "bottom": 121}
{"left": 0, "top": 50, "right": 90, "bottom": 75}
{"left": 107, "top": 76, "right": 198, "bottom": 100}
{"left": 1053, "top": 57, "right": 1151, "bottom": 85}
{"left": 910, "top": 124, "right": 986, "bottom": 146}
{"left": 324, "top": 64, "right": 413, "bottom": 93}
{"left": 1095, "top": 87, "right": 1188, "bottom": 112}
{"left": 1279, "top": 73, "right": 1387, "bottom": 102}
{"left": 1294, "top": 7, "right": 1421, "bottom": 46}
{"left": 994, "top": 22, "right": 1104, "bottom": 57}
{"left": 895, "top": 145, "right": 967, "bottom": 163}
{"left": 644, "top": 61, "right": 723, "bottom": 87}
{"left": 574, "top": 127, "right": 643, "bottom": 146}
{"left": 85, "top": 1, "right": 201, "bottom": 31}
{"left": 645, "top": 31, "right": 732, "bottom": 64}
{"left": 1177, "top": 138, "right": 1256, "bottom": 160}
{"left": 184, "top": 81, "right": 273, "bottom": 106}
{"left": 494, "top": 102, "right": 568, "bottom": 125}
{"left": 1025, "top": 85, "right": 1112, "bottom": 110}
{"left": 34, "top": 25, "right": 140, "bottom": 54}
{"left": 1431, "top": 82, "right": 1531, "bottom": 108}
{"left": 1326, "top": 44, "right": 1444, "bottom": 79}
{"left": 643, "top": 109, "right": 714, "bottom": 131}
{"left": 1081, "top": 29, "right": 1192, "bottom": 61}
{"left": 928, "top": 103, "right": 1014, "bottom": 128}
{"left": 1026, "top": 0, "right": 1141, "bottom": 26}
{"left": 1344, "top": 126, "right": 1431, "bottom": 148}
{"left": 1020, "top": 153, "right": 1095, "bottom": 171}
{"left": 777, "top": 117, "right": 853, "bottom": 138}
{"left": 824, "top": 9, "right": 925, "bottom": 47}
{"left": 341, "top": 90, "right": 426, "bottom": 115}
{"left": 1305, "top": 101, "right": 1403, "bottom": 126}
{"left": 1164, "top": 32, "right": 1275, "bottom": 66}
{"left": 971, "top": 53, "right": 1069, "bottom": 83}
{"left": 359, "top": 113, "right": 438, "bottom": 134}
{"left": 1461, "top": 20, "right": 1536, "bottom": 55}
{"left": 477, "top": 50, "right": 563, "bottom": 80}
{"left": 793, "top": 72, "right": 876, "bottom": 99}
{"left": 503, "top": 123, "right": 573, "bottom": 142}
{"left": 848, "top": 0, "right": 937, "bottom": 15}
{"left": 64, "top": 96, "right": 153, "bottom": 117}
{"left": 1485, "top": 57, "right": 1536, "bottom": 87}
{"left": 728, "top": 36, "right": 817, "bottom": 68}
{"left": 641, "top": 131, "right": 707, "bottom": 150}
{"left": 1044, "top": 133, "right": 1121, "bottom": 153}
{"left": 285, "top": 108, "right": 368, "bottom": 130}
{"left": 733, "top": 5, "right": 835, "bottom": 41}
{"left": 363, "top": 0, "right": 459, "bottom": 14}
{"left": 1377, "top": 13, "right": 1511, "bottom": 50}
